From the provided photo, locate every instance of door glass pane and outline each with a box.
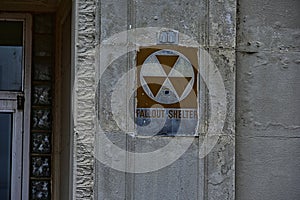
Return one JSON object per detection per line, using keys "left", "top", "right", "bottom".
{"left": 0, "top": 21, "right": 23, "bottom": 91}
{"left": 0, "top": 113, "right": 12, "bottom": 200}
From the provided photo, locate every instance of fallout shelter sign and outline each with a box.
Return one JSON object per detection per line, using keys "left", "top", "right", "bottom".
{"left": 136, "top": 48, "right": 198, "bottom": 136}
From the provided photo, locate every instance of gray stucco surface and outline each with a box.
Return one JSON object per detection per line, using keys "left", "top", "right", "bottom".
{"left": 73, "top": 0, "right": 299, "bottom": 199}
{"left": 93, "top": 0, "right": 235, "bottom": 199}
{"left": 236, "top": 0, "right": 300, "bottom": 199}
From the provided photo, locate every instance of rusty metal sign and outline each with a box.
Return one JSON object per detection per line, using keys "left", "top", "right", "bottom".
{"left": 136, "top": 47, "right": 198, "bottom": 136}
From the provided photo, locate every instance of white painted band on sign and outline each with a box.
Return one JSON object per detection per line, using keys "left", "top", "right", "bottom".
{"left": 136, "top": 108, "right": 197, "bottom": 119}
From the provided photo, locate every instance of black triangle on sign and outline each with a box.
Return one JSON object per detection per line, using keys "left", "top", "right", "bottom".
{"left": 168, "top": 77, "right": 192, "bottom": 98}
{"left": 143, "top": 76, "right": 166, "bottom": 97}
{"left": 156, "top": 55, "right": 179, "bottom": 75}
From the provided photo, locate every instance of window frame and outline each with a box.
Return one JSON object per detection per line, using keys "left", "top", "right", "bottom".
{"left": 0, "top": 13, "right": 31, "bottom": 200}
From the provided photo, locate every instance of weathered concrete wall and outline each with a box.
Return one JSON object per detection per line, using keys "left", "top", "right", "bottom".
{"left": 73, "top": 0, "right": 236, "bottom": 199}
{"left": 6, "top": 0, "right": 299, "bottom": 199}
{"left": 73, "top": 0, "right": 299, "bottom": 199}
{"left": 93, "top": 0, "right": 235, "bottom": 200}
{"left": 236, "top": 0, "right": 300, "bottom": 199}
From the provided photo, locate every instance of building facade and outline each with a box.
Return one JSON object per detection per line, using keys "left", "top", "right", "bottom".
{"left": 0, "top": 0, "right": 299, "bottom": 199}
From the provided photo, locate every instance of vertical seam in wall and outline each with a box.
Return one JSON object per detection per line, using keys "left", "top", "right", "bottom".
{"left": 234, "top": 1, "right": 238, "bottom": 199}
{"left": 72, "top": 0, "right": 78, "bottom": 199}
{"left": 207, "top": 0, "right": 210, "bottom": 48}
{"left": 204, "top": 0, "right": 210, "bottom": 199}
{"left": 197, "top": 1, "right": 202, "bottom": 199}
{"left": 126, "top": 1, "right": 136, "bottom": 199}
{"left": 94, "top": 1, "right": 100, "bottom": 199}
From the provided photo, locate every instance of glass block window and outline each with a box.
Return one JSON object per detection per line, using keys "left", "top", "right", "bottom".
{"left": 31, "top": 156, "right": 51, "bottom": 177}
{"left": 30, "top": 14, "right": 54, "bottom": 200}
{"left": 31, "top": 180, "right": 51, "bottom": 200}
{"left": 31, "top": 133, "right": 51, "bottom": 153}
